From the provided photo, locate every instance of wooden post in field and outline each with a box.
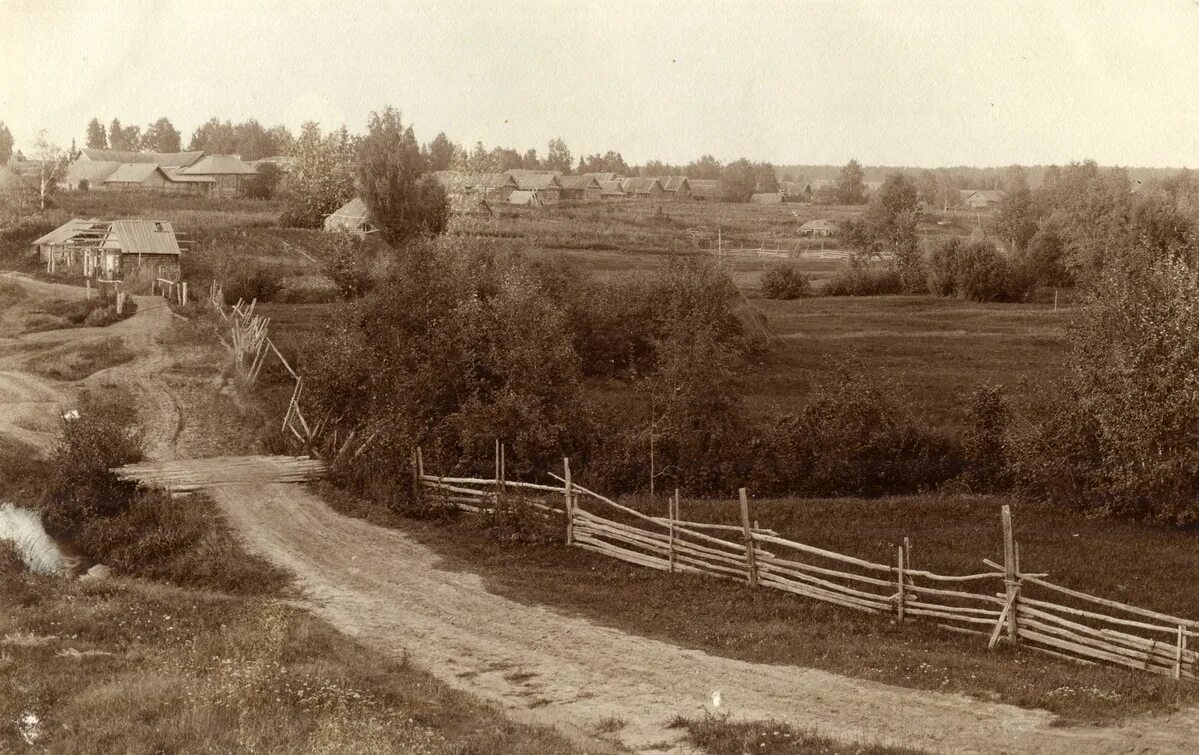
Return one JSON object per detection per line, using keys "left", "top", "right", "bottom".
{"left": 494, "top": 439, "right": 501, "bottom": 510}
{"left": 1176, "top": 626, "right": 1187, "bottom": 681}
{"left": 116, "top": 292, "right": 125, "bottom": 314}
{"left": 86, "top": 279, "right": 91, "bottom": 299}
{"left": 416, "top": 447, "right": 424, "bottom": 478}
{"left": 181, "top": 282, "right": 188, "bottom": 307}
{"left": 410, "top": 449, "right": 421, "bottom": 503}
{"left": 1002, "top": 505, "right": 1018, "bottom": 643}
{"left": 896, "top": 545, "right": 906, "bottom": 623}
{"left": 563, "top": 457, "right": 574, "bottom": 545}
{"left": 738, "top": 488, "right": 759, "bottom": 588}
{"left": 668, "top": 490, "right": 677, "bottom": 574}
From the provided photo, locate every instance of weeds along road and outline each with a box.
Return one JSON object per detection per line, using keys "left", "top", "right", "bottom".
{"left": 3, "top": 271, "right": 1198, "bottom": 754}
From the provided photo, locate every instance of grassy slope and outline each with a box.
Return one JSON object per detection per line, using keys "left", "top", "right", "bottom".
{"left": 323, "top": 485, "right": 1199, "bottom": 724}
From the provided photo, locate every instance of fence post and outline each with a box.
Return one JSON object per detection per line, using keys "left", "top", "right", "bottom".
{"left": 896, "top": 545, "right": 906, "bottom": 623}
{"left": 738, "top": 488, "right": 759, "bottom": 588}
{"left": 116, "top": 292, "right": 125, "bottom": 314}
{"left": 668, "top": 490, "right": 677, "bottom": 574}
{"left": 411, "top": 449, "right": 421, "bottom": 503}
{"left": 494, "top": 439, "right": 501, "bottom": 511}
{"left": 1177, "top": 625, "right": 1187, "bottom": 681}
{"left": 181, "top": 281, "right": 188, "bottom": 307}
{"left": 563, "top": 457, "right": 573, "bottom": 545}
{"left": 1002, "top": 505, "right": 1019, "bottom": 643}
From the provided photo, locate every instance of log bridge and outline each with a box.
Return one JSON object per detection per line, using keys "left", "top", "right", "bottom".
{"left": 112, "top": 455, "right": 326, "bottom": 493}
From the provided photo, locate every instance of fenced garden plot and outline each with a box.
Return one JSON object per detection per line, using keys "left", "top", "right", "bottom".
{"left": 416, "top": 448, "right": 1197, "bottom": 682}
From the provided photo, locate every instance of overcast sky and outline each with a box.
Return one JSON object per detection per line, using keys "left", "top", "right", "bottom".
{"left": 3, "top": 0, "right": 1198, "bottom": 168}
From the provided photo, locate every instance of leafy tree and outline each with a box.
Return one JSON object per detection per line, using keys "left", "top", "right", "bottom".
{"left": 243, "top": 162, "right": 282, "bottom": 199}
{"left": 233, "top": 119, "right": 275, "bottom": 160}
{"left": 545, "top": 138, "right": 572, "bottom": 173}
{"left": 852, "top": 173, "right": 922, "bottom": 291}
{"left": 357, "top": 106, "right": 449, "bottom": 245}
{"left": 489, "top": 146, "right": 522, "bottom": 171}
{"left": 188, "top": 118, "right": 237, "bottom": 153}
{"left": 994, "top": 176, "right": 1038, "bottom": 253}
{"left": 31, "top": 131, "right": 66, "bottom": 210}
{"left": 754, "top": 161, "right": 779, "bottom": 193}
{"left": 686, "top": 154, "right": 723, "bottom": 180}
{"left": 836, "top": 158, "right": 867, "bottom": 204}
{"left": 282, "top": 121, "right": 355, "bottom": 228}
{"left": 521, "top": 148, "right": 541, "bottom": 170}
{"left": 578, "top": 151, "right": 629, "bottom": 175}
{"left": 141, "top": 117, "right": 181, "bottom": 152}
{"left": 266, "top": 125, "right": 295, "bottom": 157}
{"left": 107, "top": 118, "right": 141, "bottom": 151}
{"left": 0, "top": 122, "right": 13, "bottom": 165}
{"left": 426, "top": 132, "right": 456, "bottom": 172}
{"left": 759, "top": 264, "right": 811, "bottom": 299}
{"left": 720, "top": 158, "right": 757, "bottom": 202}
{"left": 85, "top": 118, "right": 107, "bottom": 149}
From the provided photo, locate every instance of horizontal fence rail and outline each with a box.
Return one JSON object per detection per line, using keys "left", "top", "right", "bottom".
{"left": 414, "top": 447, "right": 1196, "bottom": 682}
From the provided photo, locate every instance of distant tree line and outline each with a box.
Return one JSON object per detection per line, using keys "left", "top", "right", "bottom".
{"left": 83, "top": 116, "right": 295, "bottom": 161}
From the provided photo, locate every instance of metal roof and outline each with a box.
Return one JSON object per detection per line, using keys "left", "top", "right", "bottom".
{"left": 32, "top": 219, "right": 109, "bottom": 246}
{"left": 179, "top": 154, "right": 257, "bottom": 176}
{"left": 104, "top": 163, "right": 164, "bottom": 183}
{"left": 108, "top": 220, "right": 181, "bottom": 256}
{"left": 161, "top": 166, "right": 216, "bottom": 183}
{"left": 79, "top": 149, "right": 204, "bottom": 167}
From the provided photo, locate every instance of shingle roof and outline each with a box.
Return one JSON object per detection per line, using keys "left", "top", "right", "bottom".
{"left": 621, "top": 177, "right": 662, "bottom": 193}
{"left": 32, "top": 219, "right": 107, "bottom": 246}
{"left": 508, "top": 190, "right": 543, "bottom": 206}
{"left": 179, "top": 154, "right": 257, "bottom": 176}
{"left": 80, "top": 149, "right": 204, "bottom": 168}
{"left": 161, "top": 166, "right": 216, "bottom": 183}
{"left": 64, "top": 160, "right": 122, "bottom": 185}
{"left": 108, "top": 220, "right": 182, "bottom": 256}
{"left": 557, "top": 175, "right": 601, "bottom": 190}
{"left": 104, "top": 163, "right": 165, "bottom": 184}
{"left": 660, "top": 176, "right": 689, "bottom": 192}
{"left": 599, "top": 180, "right": 625, "bottom": 196}
{"left": 509, "top": 172, "right": 562, "bottom": 191}
{"left": 581, "top": 172, "right": 619, "bottom": 183}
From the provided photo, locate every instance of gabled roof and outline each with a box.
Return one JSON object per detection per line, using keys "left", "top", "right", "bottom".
{"left": 599, "top": 180, "right": 626, "bottom": 196}
{"left": 621, "top": 177, "right": 662, "bottom": 193}
{"left": 509, "top": 172, "right": 562, "bottom": 191}
{"left": 179, "top": 154, "right": 256, "bottom": 176}
{"left": 688, "top": 180, "right": 720, "bottom": 198}
{"left": 161, "top": 166, "right": 215, "bottom": 183}
{"left": 508, "top": 190, "right": 543, "bottom": 206}
{"left": 32, "top": 219, "right": 108, "bottom": 246}
{"left": 79, "top": 149, "right": 204, "bottom": 168}
{"left": 64, "top": 160, "right": 122, "bottom": 185}
{"left": 963, "top": 189, "right": 1006, "bottom": 203}
{"left": 108, "top": 220, "right": 181, "bottom": 256}
{"left": 557, "top": 175, "right": 602, "bottom": 190}
{"left": 781, "top": 181, "right": 810, "bottom": 196}
{"left": 104, "top": 163, "right": 166, "bottom": 184}
{"left": 581, "top": 172, "right": 619, "bottom": 183}
{"left": 660, "top": 176, "right": 689, "bottom": 192}
{"left": 434, "top": 171, "right": 519, "bottom": 193}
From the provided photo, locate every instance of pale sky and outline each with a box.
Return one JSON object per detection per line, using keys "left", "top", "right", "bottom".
{"left": 2, "top": 0, "right": 1198, "bottom": 168}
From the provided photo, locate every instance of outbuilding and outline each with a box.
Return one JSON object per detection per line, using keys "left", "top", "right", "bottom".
{"left": 323, "top": 197, "right": 378, "bottom": 235}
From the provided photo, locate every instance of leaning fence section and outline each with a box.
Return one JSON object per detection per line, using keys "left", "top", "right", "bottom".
{"left": 416, "top": 447, "right": 1196, "bottom": 682}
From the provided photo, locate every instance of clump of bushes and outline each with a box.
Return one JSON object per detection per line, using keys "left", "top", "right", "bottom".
{"left": 759, "top": 263, "right": 812, "bottom": 300}
{"left": 222, "top": 265, "right": 282, "bottom": 304}
{"left": 925, "top": 239, "right": 1035, "bottom": 302}
{"left": 824, "top": 257, "right": 903, "bottom": 296}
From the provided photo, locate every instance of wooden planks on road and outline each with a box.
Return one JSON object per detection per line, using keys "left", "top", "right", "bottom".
{"left": 112, "top": 455, "right": 325, "bottom": 492}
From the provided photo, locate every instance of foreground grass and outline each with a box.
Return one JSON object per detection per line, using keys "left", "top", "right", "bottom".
{"left": 322, "top": 486, "right": 1199, "bottom": 724}
{"left": 0, "top": 551, "right": 580, "bottom": 754}
{"left": 26, "top": 336, "right": 136, "bottom": 381}
{"left": 671, "top": 712, "right": 927, "bottom": 755}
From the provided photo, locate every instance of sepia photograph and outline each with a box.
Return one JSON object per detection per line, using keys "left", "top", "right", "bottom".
{"left": 2, "top": 1, "right": 1199, "bottom": 752}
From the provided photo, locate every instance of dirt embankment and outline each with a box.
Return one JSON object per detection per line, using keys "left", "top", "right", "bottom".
{"left": 3, "top": 271, "right": 1198, "bottom": 753}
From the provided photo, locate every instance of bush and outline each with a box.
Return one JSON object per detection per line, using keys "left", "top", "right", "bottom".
{"left": 1013, "top": 252, "right": 1199, "bottom": 523}
{"left": 962, "top": 384, "right": 1009, "bottom": 492}
{"left": 924, "top": 239, "right": 1035, "bottom": 303}
{"left": 759, "top": 264, "right": 812, "bottom": 299}
{"left": 824, "top": 258, "right": 903, "bottom": 296}
{"left": 749, "top": 371, "right": 963, "bottom": 497}
{"left": 223, "top": 265, "right": 282, "bottom": 304}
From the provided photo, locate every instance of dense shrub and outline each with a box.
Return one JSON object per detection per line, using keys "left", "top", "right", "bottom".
{"left": 748, "top": 372, "right": 962, "bottom": 497}
{"left": 962, "top": 384, "right": 1009, "bottom": 492}
{"left": 925, "top": 239, "right": 1035, "bottom": 303}
{"left": 824, "top": 257, "right": 903, "bottom": 296}
{"left": 324, "top": 231, "right": 373, "bottom": 299}
{"left": 759, "top": 263, "right": 812, "bottom": 299}
{"left": 222, "top": 265, "right": 282, "bottom": 304}
{"left": 1013, "top": 251, "right": 1199, "bottom": 523}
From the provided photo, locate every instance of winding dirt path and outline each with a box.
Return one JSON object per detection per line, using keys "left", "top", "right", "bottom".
{"left": 3, "top": 271, "right": 1197, "bottom": 753}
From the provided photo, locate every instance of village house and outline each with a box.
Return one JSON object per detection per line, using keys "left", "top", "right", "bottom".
{"left": 434, "top": 171, "right": 520, "bottom": 203}
{"left": 688, "top": 179, "right": 720, "bottom": 201}
{"left": 598, "top": 180, "right": 627, "bottom": 200}
{"left": 32, "top": 218, "right": 182, "bottom": 277}
{"left": 177, "top": 154, "right": 257, "bottom": 199}
{"left": 557, "top": 175, "right": 603, "bottom": 202}
{"left": 781, "top": 181, "right": 812, "bottom": 203}
{"left": 505, "top": 170, "right": 562, "bottom": 203}
{"left": 581, "top": 172, "right": 620, "bottom": 184}
{"left": 659, "top": 176, "right": 691, "bottom": 201}
{"left": 961, "top": 189, "right": 1006, "bottom": 210}
{"left": 508, "top": 190, "right": 544, "bottom": 208}
{"left": 620, "top": 177, "right": 663, "bottom": 200}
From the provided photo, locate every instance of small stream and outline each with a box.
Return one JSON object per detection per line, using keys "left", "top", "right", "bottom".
{"left": 0, "top": 502, "right": 68, "bottom": 575}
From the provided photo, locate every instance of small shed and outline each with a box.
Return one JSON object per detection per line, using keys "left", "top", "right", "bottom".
{"left": 33, "top": 218, "right": 181, "bottom": 276}
{"left": 557, "top": 175, "right": 603, "bottom": 202}
{"left": 324, "top": 197, "right": 378, "bottom": 235}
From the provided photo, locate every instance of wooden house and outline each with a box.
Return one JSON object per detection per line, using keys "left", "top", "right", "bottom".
{"left": 798, "top": 219, "right": 838, "bottom": 237}
{"left": 599, "top": 180, "right": 626, "bottom": 200}
{"left": 177, "top": 154, "right": 257, "bottom": 198}
{"left": 659, "top": 176, "right": 691, "bottom": 201}
{"left": 750, "top": 192, "right": 784, "bottom": 205}
{"left": 621, "top": 177, "right": 664, "bottom": 200}
{"left": 508, "top": 190, "right": 545, "bottom": 208}
{"left": 507, "top": 171, "right": 562, "bottom": 203}
{"left": 32, "top": 218, "right": 181, "bottom": 276}
{"left": 688, "top": 179, "right": 720, "bottom": 201}
{"left": 557, "top": 175, "right": 603, "bottom": 202}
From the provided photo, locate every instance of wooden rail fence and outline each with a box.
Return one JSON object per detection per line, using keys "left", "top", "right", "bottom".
{"left": 416, "top": 447, "right": 1196, "bottom": 681}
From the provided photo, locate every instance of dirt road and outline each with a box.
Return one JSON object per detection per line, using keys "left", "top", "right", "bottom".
{"left": 3, "top": 271, "right": 1197, "bottom": 753}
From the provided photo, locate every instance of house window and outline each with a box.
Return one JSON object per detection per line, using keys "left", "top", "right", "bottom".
{"left": 154, "top": 222, "right": 164, "bottom": 232}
